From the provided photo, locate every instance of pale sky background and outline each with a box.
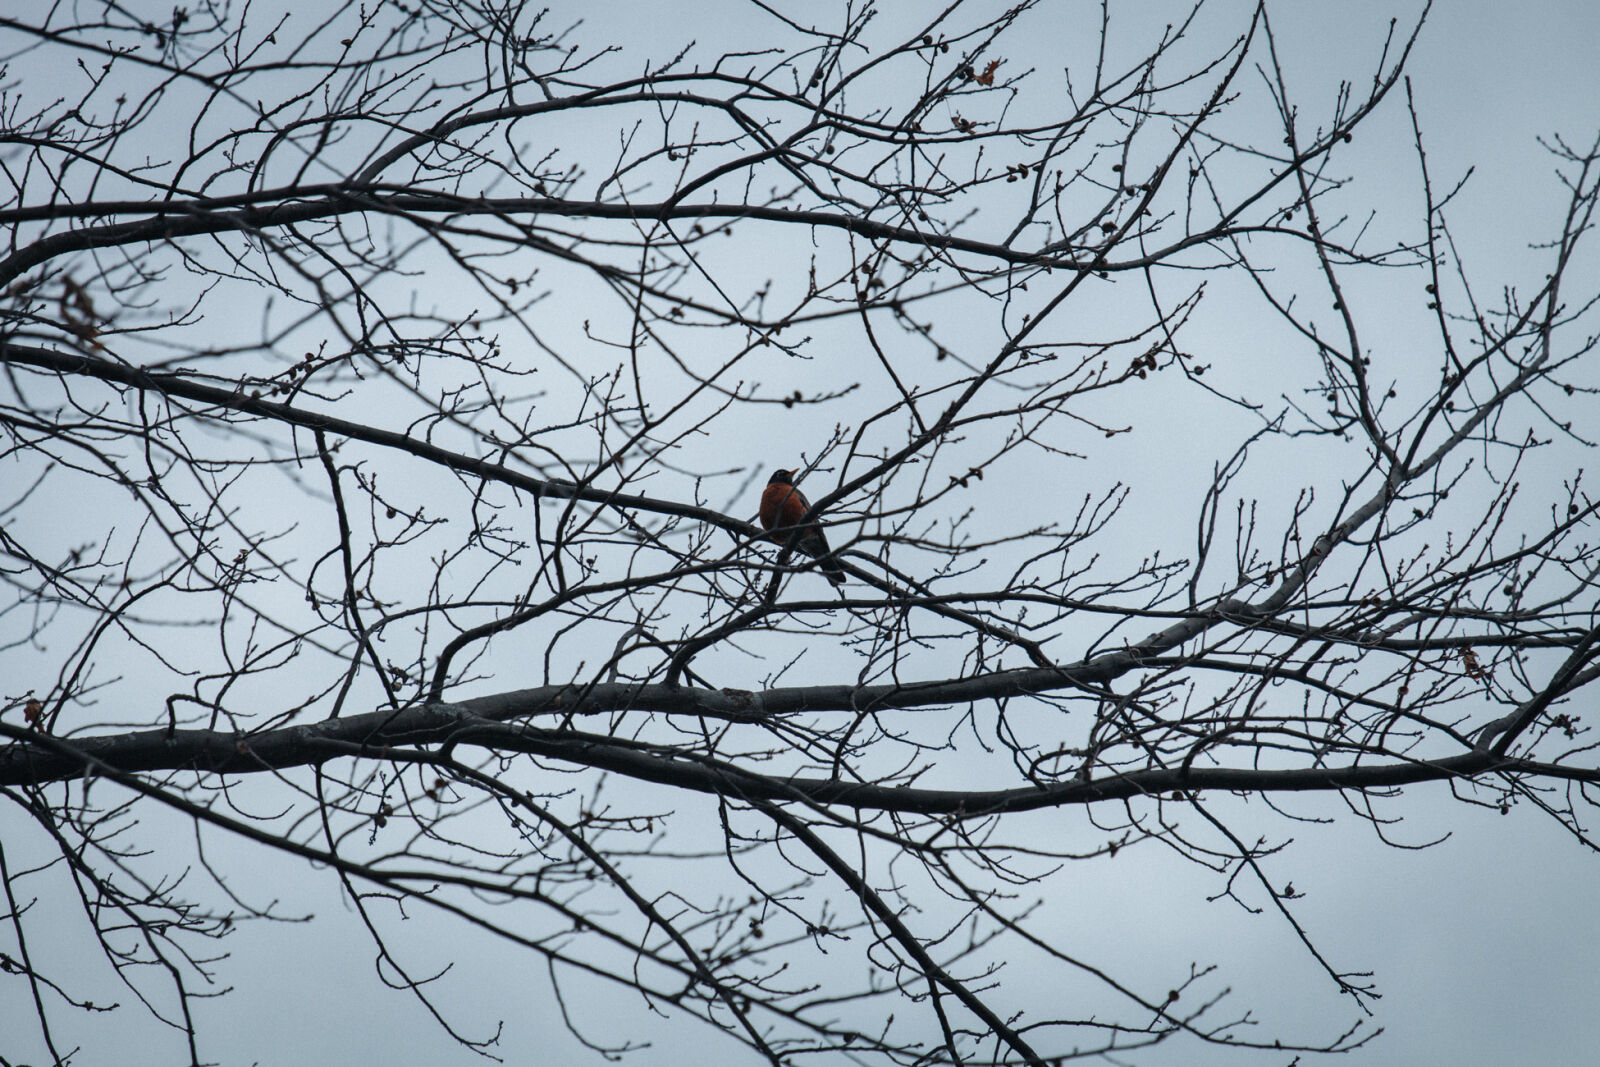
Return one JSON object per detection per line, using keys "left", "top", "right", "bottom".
{"left": 3, "top": 1, "right": 1599, "bottom": 1065}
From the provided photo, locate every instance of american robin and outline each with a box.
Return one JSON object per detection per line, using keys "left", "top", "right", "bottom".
{"left": 758, "top": 469, "right": 846, "bottom": 585}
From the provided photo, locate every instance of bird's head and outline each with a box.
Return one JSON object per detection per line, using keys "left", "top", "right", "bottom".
{"left": 767, "top": 468, "right": 796, "bottom": 486}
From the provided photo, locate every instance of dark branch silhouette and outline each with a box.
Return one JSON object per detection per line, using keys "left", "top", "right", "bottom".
{"left": 3, "top": 1, "right": 1598, "bottom": 1064}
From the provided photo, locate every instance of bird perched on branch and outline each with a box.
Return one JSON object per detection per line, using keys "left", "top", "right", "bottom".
{"left": 758, "top": 468, "right": 846, "bottom": 585}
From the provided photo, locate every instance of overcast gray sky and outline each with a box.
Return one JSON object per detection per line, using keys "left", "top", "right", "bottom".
{"left": 3, "top": 1, "right": 1599, "bottom": 1064}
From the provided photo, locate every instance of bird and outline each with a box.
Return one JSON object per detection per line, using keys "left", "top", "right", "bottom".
{"left": 758, "top": 468, "right": 847, "bottom": 585}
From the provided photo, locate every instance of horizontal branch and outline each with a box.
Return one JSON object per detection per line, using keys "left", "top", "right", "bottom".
{"left": 5, "top": 668, "right": 1591, "bottom": 809}
{"left": 0, "top": 342, "right": 1060, "bottom": 662}
{"left": 0, "top": 183, "right": 1223, "bottom": 289}
{"left": 0, "top": 668, "right": 1098, "bottom": 785}
{"left": 0, "top": 341, "right": 741, "bottom": 532}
